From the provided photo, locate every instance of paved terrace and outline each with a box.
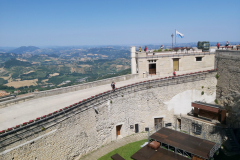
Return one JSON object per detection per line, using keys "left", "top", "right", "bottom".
{"left": 0, "top": 67, "right": 214, "bottom": 131}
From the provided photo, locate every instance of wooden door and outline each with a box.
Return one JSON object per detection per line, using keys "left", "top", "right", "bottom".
{"left": 173, "top": 58, "right": 179, "bottom": 71}
{"left": 149, "top": 64, "right": 156, "bottom": 74}
{"left": 116, "top": 125, "right": 121, "bottom": 136}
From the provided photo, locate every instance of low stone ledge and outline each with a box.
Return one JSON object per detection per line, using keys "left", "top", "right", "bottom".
{"left": 0, "top": 95, "right": 34, "bottom": 109}
{"left": 33, "top": 74, "right": 138, "bottom": 99}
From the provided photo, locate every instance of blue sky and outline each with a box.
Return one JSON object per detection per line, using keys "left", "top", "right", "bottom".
{"left": 0, "top": 0, "right": 239, "bottom": 47}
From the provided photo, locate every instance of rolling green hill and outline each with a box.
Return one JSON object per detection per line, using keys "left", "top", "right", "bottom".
{"left": 4, "top": 58, "right": 32, "bottom": 68}
{"left": 9, "top": 46, "right": 39, "bottom": 54}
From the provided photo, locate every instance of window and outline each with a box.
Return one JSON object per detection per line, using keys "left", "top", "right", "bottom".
{"left": 192, "top": 123, "right": 202, "bottom": 135}
{"left": 148, "top": 60, "right": 157, "bottom": 63}
{"left": 196, "top": 57, "right": 202, "bottom": 61}
{"left": 165, "top": 123, "right": 172, "bottom": 127}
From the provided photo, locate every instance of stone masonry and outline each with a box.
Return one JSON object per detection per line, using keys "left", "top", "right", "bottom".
{"left": 0, "top": 71, "right": 217, "bottom": 160}
{"left": 216, "top": 50, "right": 240, "bottom": 126}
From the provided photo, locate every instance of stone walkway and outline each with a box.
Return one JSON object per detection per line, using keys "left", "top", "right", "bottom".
{"left": 78, "top": 132, "right": 148, "bottom": 160}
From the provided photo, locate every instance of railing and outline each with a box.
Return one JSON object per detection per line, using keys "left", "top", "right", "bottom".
{"left": 0, "top": 70, "right": 217, "bottom": 151}
{"left": 209, "top": 142, "right": 221, "bottom": 158}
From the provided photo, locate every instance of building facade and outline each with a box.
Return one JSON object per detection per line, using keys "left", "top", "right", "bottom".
{"left": 131, "top": 46, "right": 215, "bottom": 78}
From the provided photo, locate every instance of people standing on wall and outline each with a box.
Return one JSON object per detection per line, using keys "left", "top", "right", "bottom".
{"left": 139, "top": 46, "right": 142, "bottom": 52}
{"left": 225, "top": 41, "right": 230, "bottom": 47}
{"left": 173, "top": 69, "right": 176, "bottom": 77}
{"left": 144, "top": 46, "right": 147, "bottom": 52}
{"left": 217, "top": 42, "right": 219, "bottom": 49}
{"left": 111, "top": 82, "right": 115, "bottom": 91}
{"left": 111, "top": 82, "right": 114, "bottom": 90}
{"left": 112, "top": 82, "right": 115, "bottom": 91}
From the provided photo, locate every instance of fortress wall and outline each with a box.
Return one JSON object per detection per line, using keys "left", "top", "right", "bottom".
{"left": 216, "top": 50, "right": 240, "bottom": 98}
{"left": 0, "top": 71, "right": 216, "bottom": 160}
{"left": 0, "top": 74, "right": 138, "bottom": 108}
{"left": 215, "top": 50, "right": 240, "bottom": 125}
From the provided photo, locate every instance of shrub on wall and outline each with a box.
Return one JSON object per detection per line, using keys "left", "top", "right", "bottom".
{"left": 6, "top": 128, "right": 13, "bottom": 132}
{"left": 215, "top": 74, "right": 219, "bottom": 79}
{"left": 0, "top": 130, "right": 5, "bottom": 134}
{"left": 201, "top": 91, "right": 204, "bottom": 95}
{"left": 215, "top": 99, "right": 218, "bottom": 104}
{"left": 164, "top": 49, "right": 172, "bottom": 51}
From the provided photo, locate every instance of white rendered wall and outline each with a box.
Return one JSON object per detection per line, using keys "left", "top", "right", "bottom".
{"left": 131, "top": 46, "right": 137, "bottom": 74}
{"left": 165, "top": 90, "right": 216, "bottom": 115}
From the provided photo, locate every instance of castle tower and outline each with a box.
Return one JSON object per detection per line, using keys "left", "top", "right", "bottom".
{"left": 131, "top": 46, "right": 137, "bottom": 74}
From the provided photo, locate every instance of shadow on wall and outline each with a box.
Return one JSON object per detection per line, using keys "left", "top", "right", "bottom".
{"left": 219, "top": 90, "right": 240, "bottom": 127}
{"left": 164, "top": 90, "right": 216, "bottom": 115}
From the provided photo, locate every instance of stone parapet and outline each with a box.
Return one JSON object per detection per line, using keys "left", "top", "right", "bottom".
{"left": 34, "top": 74, "right": 139, "bottom": 99}
{"left": 0, "top": 74, "right": 139, "bottom": 108}
{"left": 0, "top": 95, "right": 34, "bottom": 109}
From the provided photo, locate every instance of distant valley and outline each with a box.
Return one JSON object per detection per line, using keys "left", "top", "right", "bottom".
{"left": 0, "top": 46, "right": 131, "bottom": 95}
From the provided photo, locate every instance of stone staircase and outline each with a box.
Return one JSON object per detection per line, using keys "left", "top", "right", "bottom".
{"left": 224, "top": 128, "right": 240, "bottom": 151}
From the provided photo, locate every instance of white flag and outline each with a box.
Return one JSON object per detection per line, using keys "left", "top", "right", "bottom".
{"left": 176, "top": 30, "right": 184, "bottom": 38}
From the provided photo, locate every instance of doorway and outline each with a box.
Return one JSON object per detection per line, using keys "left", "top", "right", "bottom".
{"left": 135, "top": 124, "right": 139, "bottom": 133}
{"left": 177, "top": 119, "right": 181, "bottom": 129}
{"left": 149, "top": 64, "right": 156, "bottom": 75}
{"left": 154, "top": 118, "right": 163, "bottom": 129}
{"left": 116, "top": 125, "right": 122, "bottom": 136}
{"left": 173, "top": 58, "right": 179, "bottom": 71}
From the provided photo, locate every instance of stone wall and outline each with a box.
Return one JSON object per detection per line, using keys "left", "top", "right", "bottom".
{"left": 215, "top": 50, "right": 240, "bottom": 126}
{"left": 0, "top": 71, "right": 217, "bottom": 160}
{"left": 180, "top": 117, "right": 223, "bottom": 143}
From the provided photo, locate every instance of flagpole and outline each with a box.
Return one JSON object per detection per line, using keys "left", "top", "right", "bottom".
{"left": 175, "top": 29, "right": 176, "bottom": 47}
